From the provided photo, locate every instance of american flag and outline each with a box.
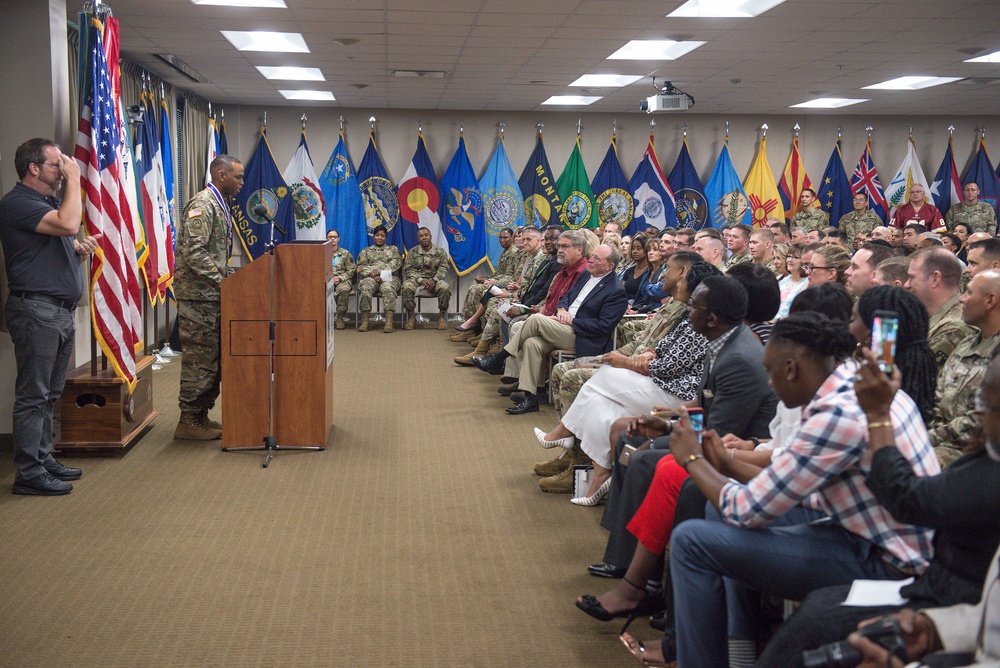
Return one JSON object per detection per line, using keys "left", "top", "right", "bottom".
{"left": 850, "top": 139, "right": 888, "bottom": 223}
{"left": 74, "top": 16, "right": 143, "bottom": 391}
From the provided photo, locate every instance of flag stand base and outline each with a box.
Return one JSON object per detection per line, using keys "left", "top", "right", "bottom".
{"left": 55, "top": 355, "right": 158, "bottom": 457}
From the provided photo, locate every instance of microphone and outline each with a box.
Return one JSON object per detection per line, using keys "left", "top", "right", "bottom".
{"left": 252, "top": 202, "right": 287, "bottom": 236}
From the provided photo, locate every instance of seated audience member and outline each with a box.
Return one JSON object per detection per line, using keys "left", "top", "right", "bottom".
{"left": 918, "top": 231, "right": 944, "bottom": 249}
{"left": 966, "top": 236, "right": 1000, "bottom": 277}
{"left": 726, "top": 263, "right": 780, "bottom": 345}
{"left": 805, "top": 244, "right": 851, "bottom": 288}
{"left": 902, "top": 223, "right": 928, "bottom": 253}
{"left": 758, "top": 347, "right": 1000, "bottom": 667}
{"left": 656, "top": 312, "right": 939, "bottom": 668}
{"left": 776, "top": 243, "right": 808, "bottom": 319}
{"left": 845, "top": 241, "right": 896, "bottom": 298}
{"left": 693, "top": 235, "right": 727, "bottom": 271}
{"left": 657, "top": 228, "right": 676, "bottom": 256}
{"left": 724, "top": 225, "right": 753, "bottom": 270}
{"left": 891, "top": 226, "right": 905, "bottom": 248}
{"left": 696, "top": 227, "right": 723, "bottom": 242}
{"left": 401, "top": 226, "right": 452, "bottom": 330}
{"left": 905, "top": 247, "right": 974, "bottom": 370}
{"left": 617, "top": 234, "right": 651, "bottom": 304}
{"left": 673, "top": 227, "right": 695, "bottom": 252}
{"left": 602, "top": 231, "right": 623, "bottom": 257}
{"left": 870, "top": 225, "right": 893, "bottom": 242}
{"left": 766, "top": 220, "right": 789, "bottom": 244}
{"left": 805, "top": 228, "right": 828, "bottom": 245}
{"left": 326, "top": 230, "right": 355, "bottom": 330}
{"left": 789, "top": 226, "right": 807, "bottom": 244}
{"left": 791, "top": 188, "right": 829, "bottom": 232}
{"left": 772, "top": 242, "right": 791, "bottom": 279}
{"left": 749, "top": 228, "right": 780, "bottom": 277}
{"left": 629, "top": 236, "right": 666, "bottom": 313}
{"left": 825, "top": 229, "right": 850, "bottom": 248}
{"left": 454, "top": 227, "right": 522, "bottom": 333}
{"left": 355, "top": 225, "right": 402, "bottom": 332}
{"left": 939, "top": 231, "right": 962, "bottom": 254}
{"left": 953, "top": 222, "right": 973, "bottom": 261}
{"left": 874, "top": 255, "right": 911, "bottom": 288}
{"left": 489, "top": 243, "right": 627, "bottom": 415}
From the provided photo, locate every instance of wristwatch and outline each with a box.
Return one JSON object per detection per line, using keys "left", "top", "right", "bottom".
{"left": 750, "top": 437, "right": 760, "bottom": 448}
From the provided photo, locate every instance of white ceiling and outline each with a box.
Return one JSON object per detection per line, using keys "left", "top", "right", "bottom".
{"left": 110, "top": 0, "right": 1000, "bottom": 115}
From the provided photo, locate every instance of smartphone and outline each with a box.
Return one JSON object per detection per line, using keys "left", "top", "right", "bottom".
{"left": 619, "top": 444, "right": 637, "bottom": 467}
{"left": 687, "top": 407, "right": 704, "bottom": 444}
{"left": 871, "top": 310, "right": 899, "bottom": 375}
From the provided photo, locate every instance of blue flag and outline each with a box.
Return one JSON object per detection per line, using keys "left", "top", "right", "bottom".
{"left": 930, "top": 139, "right": 963, "bottom": 217}
{"left": 818, "top": 139, "right": 854, "bottom": 227}
{"left": 159, "top": 99, "right": 176, "bottom": 229}
{"left": 518, "top": 134, "right": 562, "bottom": 227}
{"left": 591, "top": 137, "right": 634, "bottom": 229}
{"left": 218, "top": 119, "right": 228, "bottom": 156}
{"left": 397, "top": 134, "right": 445, "bottom": 253}
{"left": 357, "top": 133, "right": 403, "bottom": 253}
{"left": 627, "top": 137, "right": 677, "bottom": 231}
{"left": 440, "top": 136, "right": 487, "bottom": 275}
{"left": 319, "top": 132, "right": 368, "bottom": 260}
{"left": 480, "top": 138, "right": 524, "bottom": 269}
{"left": 232, "top": 130, "right": 296, "bottom": 260}
{"left": 963, "top": 138, "right": 1000, "bottom": 218}
{"left": 703, "top": 138, "right": 751, "bottom": 228}
{"left": 667, "top": 139, "right": 708, "bottom": 229}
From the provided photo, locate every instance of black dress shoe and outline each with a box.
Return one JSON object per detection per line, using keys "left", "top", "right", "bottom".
{"left": 45, "top": 461, "right": 82, "bottom": 481}
{"left": 588, "top": 562, "right": 627, "bottom": 579}
{"left": 472, "top": 351, "right": 509, "bottom": 375}
{"left": 12, "top": 472, "right": 72, "bottom": 496}
{"left": 506, "top": 393, "right": 539, "bottom": 415}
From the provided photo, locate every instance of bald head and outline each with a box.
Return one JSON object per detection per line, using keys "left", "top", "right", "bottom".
{"left": 962, "top": 269, "right": 1000, "bottom": 332}
{"left": 968, "top": 232, "right": 993, "bottom": 246}
{"left": 870, "top": 226, "right": 892, "bottom": 242}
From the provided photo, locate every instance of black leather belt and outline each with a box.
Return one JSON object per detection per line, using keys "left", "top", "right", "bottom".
{"left": 9, "top": 291, "right": 77, "bottom": 311}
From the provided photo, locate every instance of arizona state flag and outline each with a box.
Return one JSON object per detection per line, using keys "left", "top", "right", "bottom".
{"left": 556, "top": 140, "right": 598, "bottom": 230}
{"left": 743, "top": 136, "right": 784, "bottom": 228}
{"left": 819, "top": 139, "right": 854, "bottom": 226}
{"left": 591, "top": 137, "right": 633, "bottom": 229}
{"left": 518, "top": 133, "right": 562, "bottom": 227}
{"left": 319, "top": 132, "right": 367, "bottom": 259}
{"left": 232, "top": 130, "right": 296, "bottom": 260}
{"left": 778, "top": 137, "right": 812, "bottom": 222}
{"left": 667, "top": 139, "right": 708, "bottom": 229}
{"left": 357, "top": 132, "right": 403, "bottom": 252}
{"left": 964, "top": 137, "right": 1000, "bottom": 217}
{"left": 479, "top": 137, "right": 524, "bottom": 268}
{"left": 704, "top": 137, "right": 751, "bottom": 228}
{"left": 627, "top": 137, "right": 676, "bottom": 230}
{"left": 397, "top": 134, "right": 445, "bottom": 252}
{"left": 440, "top": 136, "right": 487, "bottom": 275}
{"left": 930, "top": 138, "right": 963, "bottom": 217}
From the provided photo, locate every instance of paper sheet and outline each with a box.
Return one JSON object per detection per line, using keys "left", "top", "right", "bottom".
{"left": 379, "top": 269, "right": 394, "bottom": 282}
{"left": 840, "top": 578, "right": 914, "bottom": 607}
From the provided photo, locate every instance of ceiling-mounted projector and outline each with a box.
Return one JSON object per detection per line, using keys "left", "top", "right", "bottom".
{"left": 640, "top": 79, "right": 695, "bottom": 113}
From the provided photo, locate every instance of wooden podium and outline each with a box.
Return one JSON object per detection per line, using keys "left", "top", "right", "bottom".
{"left": 221, "top": 240, "right": 335, "bottom": 449}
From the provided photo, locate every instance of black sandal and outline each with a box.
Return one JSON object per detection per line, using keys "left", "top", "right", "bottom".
{"left": 575, "top": 577, "right": 665, "bottom": 630}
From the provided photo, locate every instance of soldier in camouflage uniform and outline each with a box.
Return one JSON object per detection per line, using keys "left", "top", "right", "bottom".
{"left": 458, "top": 228, "right": 521, "bottom": 321}
{"left": 325, "top": 229, "right": 355, "bottom": 330}
{"left": 908, "top": 248, "right": 975, "bottom": 370}
{"left": 174, "top": 155, "right": 244, "bottom": 440}
{"left": 355, "top": 225, "right": 403, "bottom": 332}
{"left": 402, "top": 227, "right": 451, "bottom": 330}
{"left": 790, "top": 188, "right": 830, "bottom": 232}
{"left": 838, "top": 192, "right": 883, "bottom": 248}
{"left": 724, "top": 224, "right": 752, "bottom": 271}
{"left": 749, "top": 228, "right": 782, "bottom": 278}
{"left": 928, "top": 270, "right": 1000, "bottom": 468}
{"left": 946, "top": 182, "right": 997, "bottom": 235}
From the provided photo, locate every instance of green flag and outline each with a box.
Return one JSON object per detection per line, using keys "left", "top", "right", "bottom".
{"left": 556, "top": 140, "right": 598, "bottom": 230}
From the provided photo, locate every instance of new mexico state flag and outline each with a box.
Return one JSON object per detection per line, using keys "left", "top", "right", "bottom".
{"left": 742, "top": 136, "right": 784, "bottom": 228}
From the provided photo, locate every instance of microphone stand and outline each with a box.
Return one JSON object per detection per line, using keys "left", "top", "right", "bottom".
{"left": 222, "top": 210, "right": 324, "bottom": 468}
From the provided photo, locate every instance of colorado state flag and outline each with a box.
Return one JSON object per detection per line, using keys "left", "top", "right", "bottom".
{"left": 627, "top": 137, "right": 676, "bottom": 231}
{"left": 440, "top": 136, "right": 487, "bottom": 275}
{"left": 397, "top": 134, "right": 445, "bottom": 253}
{"left": 357, "top": 132, "right": 403, "bottom": 253}
{"left": 591, "top": 136, "right": 633, "bottom": 229}
{"left": 667, "top": 139, "right": 708, "bottom": 229}
{"left": 479, "top": 137, "right": 524, "bottom": 269}
{"left": 557, "top": 139, "right": 598, "bottom": 230}
{"left": 743, "top": 136, "right": 784, "bottom": 228}
{"left": 518, "top": 133, "right": 562, "bottom": 227}
{"left": 232, "top": 130, "right": 296, "bottom": 260}
{"left": 319, "top": 132, "right": 367, "bottom": 259}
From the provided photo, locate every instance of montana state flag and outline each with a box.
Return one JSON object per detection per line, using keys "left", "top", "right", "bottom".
{"left": 557, "top": 140, "right": 598, "bottom": 230}
{"left": 479, "top": 138, "right": 524, "bottom": 269}
{"left": 819, "top": 139, "right": 854, "bottom": 226}
{"left": 964, "top": 137, "right": 1000, "bottom": 217}
{"left": 518, "top": 134, "right": 562, "bottom": 227}
{"left": 398, "top": 134, "right": 445, "bottom": 253}
{"left": 627, "top": 137, "right": 676, "bottom": 231}
{"left": 778, "top": 137, "right": 812, "bottom": 222}
{"left": 232, "top": 130, "right": 296, "bottom": 260}
{"left": 319, "top": 132, "right": 367, "bottom": 259}
{"left": 743, "top": 137, "right": 784, "bottom": 228}
{"left": 667, "top": 139, "right": 708, "bottom": 229}
{"left": 591, "top": 137, "right": 633, "bottom": 229}
{"left": 704, "top": 138, "right": 751, "bottom": 228}
{"left": 357, "top": 132, "right": 403, "bottom": 253}
{"left": 440, "top": 136, "right": 487, "bottom": 275}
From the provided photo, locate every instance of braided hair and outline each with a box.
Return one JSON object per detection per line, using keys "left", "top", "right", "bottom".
{"left": 769, "top": 312, "right": 857, "bottom": 363}
{"left": 856, "top": 285, "right": 937, "bottom": 423}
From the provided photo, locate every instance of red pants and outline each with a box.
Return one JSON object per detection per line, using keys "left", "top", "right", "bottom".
{"left": 626, "top": 454, "right": 690, "bottom": 554}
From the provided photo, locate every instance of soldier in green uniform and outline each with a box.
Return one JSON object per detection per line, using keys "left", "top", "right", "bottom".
{"left": 790, "top": 188, "right": 830, "bottom": 232}
{"left": 325, "top": 229, "right": 355, "bottom": 330}
{"left": 838, "top": 192, "right": 883, "bottom": 248}
{"left": 724, "top": 224, "right": 752, "bottom": 270}
{"left": 946, "top": 181, "right": 997, "bottom": 235}
{"left": 749, "top": 228, "right": 781, "bottom": 278}
{"left": 355, "top": 225, "right": 402, "bottom": 333}
{"left": 906, "top": 248, "right": 975, "bottom": 369}
{"left": 456, "top": 227, "right": 521, "bottom": 327}
{"left": 174, "top": 155, "right": 244, "bottom": 440}
{"left": 402, "top": 227, "right": 451, "bottom": 330}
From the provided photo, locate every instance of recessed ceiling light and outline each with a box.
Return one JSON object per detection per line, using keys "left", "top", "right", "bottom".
{"left": 541, "top": 95, "right": 602, "bottom": 106}
{"left": 966, "top": 49, "right": 1000, "bottom": 63}
{"left": 221, "top": 30, "right": 309, "bottom": 53}
{"left": 392, "top": 70, "right": 447, "bottom": 78}
{"left": 667, "top": 0, "right": 785, "bottom": 18}
{"left": 256, "top": 66, "right": 324, "bottom": 81}
{"left": 607, "top": 40, "right": 706, "bottom": 60}
{"left": 279, "top": 90, "right": 335, "bottom": 101}
{"left": 570, "top": 74, "right": 643, "bottom": 87}
{"left": 790, "top": 98, "right": 869, "bottom": 109}
{"left": 863, "top": 76, "right": 963, "bottom": 90}
{"left": 193, "top": 0, "right": 286, "bottom": 6}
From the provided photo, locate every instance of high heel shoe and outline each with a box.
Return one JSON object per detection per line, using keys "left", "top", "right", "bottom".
{"left": 570, "top": 476, "right": 612, "bottom": 506}
{"left": 533, "top": 427, "right": 574, "bottom": 449}
{"left": 620, "top": 633, "right": 674, "bottom": 667}
{"left": 576, "top": 577, "right": 665, "bottom": 625}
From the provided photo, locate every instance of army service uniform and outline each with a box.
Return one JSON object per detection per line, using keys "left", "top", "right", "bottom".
{"left": 355, "top": 244, "right": 402, "bottom": 314}
{"left": 402, "top": 244, "right": 451, "bottom": 314}
{"left": 946, "top": 201, "right": 997, "bottom": 235}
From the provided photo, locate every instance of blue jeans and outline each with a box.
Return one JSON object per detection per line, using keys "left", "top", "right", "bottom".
{"left": 5, "top": 295, "right": 76, "bottom": 480}
{"left": 670, "top": 510, "right": 902, "bottom": 668}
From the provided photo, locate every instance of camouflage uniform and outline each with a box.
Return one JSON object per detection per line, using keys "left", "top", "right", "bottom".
{"left": 461, "top": 245, "right": 525, "bottom": 318}
{"left": 927, "top": 294, "right": 976, "bottom": 371}
{"left": 330, "top": 248, "right": 355, "bottom": 317}
{"left": 355, "top": 244, "right": 402, "bottom": 313}
{"left": 174, "top": 186, "right": 231, "bottom": 413}
{"left": 758, "top": 258, "right": 782, "bottom": 278}
{"left": 791, "top": 207, "right": 830, "bottom": 233}
{"left": 479, "top": 248, "right": 548, "bottom": 345}
{"left": 401, "top": 243, "right": 451, "bottom": 313}
{"left": 552, "top": 300, "right": 687, "bottom": 414}
{"left": 724, "top": 248, "right": 752, "bottom": 272}
{"left": 946, "top": 201, "right": 997, "bottom": 235}
{"left": 929, "top": 330, "right": 1000, "bottom": 468}
{"left": 838, "top": 209, "right": 882, "bottom": 243}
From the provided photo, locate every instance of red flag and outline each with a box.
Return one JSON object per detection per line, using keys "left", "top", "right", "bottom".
{"left": 778, "top": 137, "right": 812, "bottom": 221}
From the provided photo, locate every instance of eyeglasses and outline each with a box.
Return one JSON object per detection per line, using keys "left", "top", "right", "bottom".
{"left": 556, "top": 243, "right": 574, "bottom": 249}
{"left": 802, "top": 263, "right": 831, "bottom": 272}
{"left": 685, "top": 299, "right": 709, "bottom": 311}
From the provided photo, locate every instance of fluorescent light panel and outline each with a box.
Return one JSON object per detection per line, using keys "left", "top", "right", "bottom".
{"left": 279, "top": 90, "right": 335, "bottom": 100}
{"left": 607, "top": 40, "right": 705, "bottom": 60}
{"left": 542, "top": 95, "right": 602, "bottom": 106}
{"left": 221, "top": 30, "right": 309, "bottom": 53}
{"left": 570, "top": 74, "right": 643, "bottom": 87}
{"left": 256, "top": 66, "right": 324, "bottom": 81}
{"left": 668, "top": 0, "right": 785, "bottom": 18}
{"left": 965, "top": 50, "right": 1000, "bottom": 63}
{"left": 790, "top": 98, "right": 868, "bottom": 109}
{"left": 863, "top": 76, "right": 963, "bottom": 90}
{"left": 193, "top": 0, "right": 287, "bottom": 6}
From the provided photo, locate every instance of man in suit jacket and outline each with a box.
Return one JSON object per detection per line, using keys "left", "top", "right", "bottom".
{"left": 591, "top": 276, "right": 777, "bottom": 575}
{"left": 502, "top": 243, "right": 628, "bottom": 415}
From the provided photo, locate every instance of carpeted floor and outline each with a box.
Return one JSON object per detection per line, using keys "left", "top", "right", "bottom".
{"left": 0, "top": 327, "right": 645, "bottom": 666}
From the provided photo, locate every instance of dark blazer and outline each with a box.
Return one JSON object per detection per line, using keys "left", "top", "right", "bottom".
{"left": 557, "top": 270, "right": 628, "bottom": 357}
{"left": 521, "top": 255, "right": 560, "bottom": 307}
{"left": 700, "top": 323, "right": 776, "bottom": 439}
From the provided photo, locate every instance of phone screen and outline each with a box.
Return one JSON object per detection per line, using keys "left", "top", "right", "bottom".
{"left": 871, "top": 310, "right": 899, "bottom": 375}
{"left": 687, "top": 408, "right": 704, "bottom": 444}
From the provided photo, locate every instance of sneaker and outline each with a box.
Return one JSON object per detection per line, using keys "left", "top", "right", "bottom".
{"left": 13, "top": 472, "right": 72, "bottom": 495}
{"left": 45, "top": 461, "right": 82, "bottom": 481}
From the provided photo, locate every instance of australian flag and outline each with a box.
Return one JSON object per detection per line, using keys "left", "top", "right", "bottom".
{"left": 964, "top": 137, "right": 1000, "bottom": 217}
{"left": 357, "top": 133, "right": 403, "bottom": 253}
{"left": 518, "top": 134, "right": 562, "bottom": 228}
{"left": 232, "top": 130, "right": 296, "bottom": 260}
{"left": 819, "top": 139, "right": 854, "bottom": 227}
{"left": 667, "top": 140, "right": 708, "bottom": 229}
{"left": 440, "top": 136, "right": 487, "bottom": 275}
{"left": 627, "top": 137, "right": 676, "bottom": 231}
{"left": 591, "top": 137, "right": 633, "bottom": 230}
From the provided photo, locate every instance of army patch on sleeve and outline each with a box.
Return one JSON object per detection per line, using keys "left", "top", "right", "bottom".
{"left": 188, "top": 207, "right": 202, "bottom": 218}
{"left": 188, "top": 217, "right": 208, "bottom": 236}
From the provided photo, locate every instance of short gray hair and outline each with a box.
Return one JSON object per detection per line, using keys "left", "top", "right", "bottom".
{"left": 600, "top": 243, "right": 621, "bottom": 268}
{"left": 560, "top": 229, "right": 587, "bottom": 252}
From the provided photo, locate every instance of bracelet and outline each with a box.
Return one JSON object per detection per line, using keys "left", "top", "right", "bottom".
{"left": 867, "top": 420, "right": 893, "bottom": 429}
{"left": 681, "top": 453, "right": 705, "bottom": 471}
{"left": 728, "top": 448, "right": 736, "bottom": 459}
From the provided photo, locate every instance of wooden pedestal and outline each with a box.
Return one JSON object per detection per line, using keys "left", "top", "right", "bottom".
{"left": 55, "top": 355, "right": 158, "bottom": 457}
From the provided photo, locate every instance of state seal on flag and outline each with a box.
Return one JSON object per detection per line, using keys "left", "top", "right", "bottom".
{"left": 675, "top": 189, "right": 708, "bottom": 229}
{"left": 641, "top": 196, "right": 663, "bottom": 221}
{"left": 525, "top": 194, "right": 552, "bottom": 227}
{"left": 714, "top": 190, "right": 749, "bottom": 227}
{"left": 330, "top": 154, "right": 351, "bottom": 186}
{"left": 291, "top": 180, "right": 324, "bottom": 231}
{"left": 485, "top": 187, "right": 518, "bottom": 233}
{"left": 563, "top": 191, "right": 592, "bottom": 230}
{"left": 361, "top": 176, "right": 400, "bottom": 232}
{"left": 248, "top": 189, "right": 280, "bottom": 226}
{"left": 597, "top": 189, "right": 632, "bottom": 226}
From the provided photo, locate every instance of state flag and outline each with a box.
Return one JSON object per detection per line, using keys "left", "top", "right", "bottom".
{"left": 851, "top": 139, "right": 888, "bottom": 222}
{"left": 886, "top": 138, "right": 932, "bottom": 217}
{"left": 929, "top": 138, "right": 962, "bottom": 217}
{"left": 704, "top": 138, "right": 751, "bottom": 228}
{"left": 667, "top": 139, "right": 708, "bottom": 229}
{"left": 439, "top": 136, "right": 487, "bottom": 275}
{"left": 283, "top": 130, "right": 326, "bottom": 241}
{"left": 818, "top": 139, "right": 854, "bottom": 226}
{"left": 627, "top": 136, "right": 676, "bottom": 231}
{"left": 398, "top": 134, "right": 446, "bottom": 254}
{"left": 357, "top": 132, "right": 403, "bottom": 253}
{"left": 557, "top": 139, "right": 598, "bottom": 230}
{"left": 964, "top": 137, "right": 1000, "bottom": 217}
{"left": 159, "top": 98, "right": 177, "bottom": 237}
{"left": 218, "top": 118, "right": 228, "bottom": 156}
{"left": 319, "top": 132, "right": 367, "bottom": 260}
{"left": 479, "top": 137, "right": 523, "bottom": 268}
{"left": 518, "top": 133, "right": 562, "bottom": 227}
{"left": 591, "top": 136, "right": 634, "bottom": 229}
{"left": 778, "top": 137, "right": 812, "bottom": 222}
{"left": 137, "top": 91, "right": 174, "bottom": 303}
{"left": 205, "top": 117, "right": 218, "bottom": 186}
{"left": 743, "top": 136, "right": 784, "bottom": 228}
{"left": 232, "top": 130, "right": 296, "bottom": 260}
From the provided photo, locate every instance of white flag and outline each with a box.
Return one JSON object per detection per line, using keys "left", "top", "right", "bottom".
{"left": 885, "top": 138, "right": 932, "bottom": 217}
{"left": 283, "top": 130, "right": 327, "bottom": 241}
